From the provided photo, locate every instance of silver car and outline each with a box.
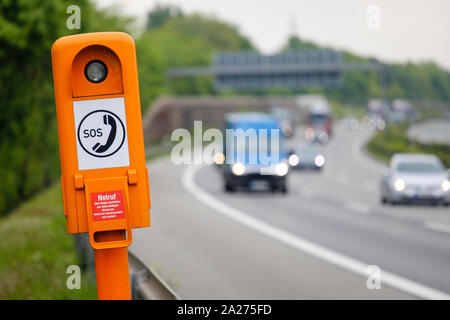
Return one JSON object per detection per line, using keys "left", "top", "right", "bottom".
{"left": 288, "top": 145, "right": 325, "bottom": 171}
{"left": 381, "top": 153, "right": 450, "bottom": 206}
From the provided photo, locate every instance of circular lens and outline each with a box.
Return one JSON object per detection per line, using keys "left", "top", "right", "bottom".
{"left": 213, "top": 153, "right": 225, "bottom": 165}
{"left": 275, "top": 163, "right": 289, "bottom": 176}
{"left": 84, "top": 60, "right": 108, "bottom": 83}
{"left": 394, "top": 178, "right": 406, "bottom": 192}
{"left": 314, "top": 155, "right": 325, "bottom": 167}
{"left": 231, "top": 163, "right": 245, "bottom": 176}
{"left": 288, "top": 154, "right": 299, "bottom": 167}
{"left": 442, "top": 180, "right": 450, "bottom": 192}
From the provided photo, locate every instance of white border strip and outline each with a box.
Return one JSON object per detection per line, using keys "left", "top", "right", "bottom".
{"left": 182, "top": 164, "right": 450, "bottom": 300}
{"left": 425, "top": 221, "right": 450, "bottom": 235}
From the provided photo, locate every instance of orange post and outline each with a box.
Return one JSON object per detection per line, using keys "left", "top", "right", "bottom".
{"left": 94, "top": 231, "right": 131, "bottom": 300}
{"left": 51, "top": 33, "right": 151, "bottom": 300}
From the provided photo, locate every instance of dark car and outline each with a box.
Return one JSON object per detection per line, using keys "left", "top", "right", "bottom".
{"left": 289, "top": 145, "right": 325, "bottom": 171}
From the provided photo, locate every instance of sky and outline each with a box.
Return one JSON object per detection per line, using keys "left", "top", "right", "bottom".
{"left": 94, "top": 0, "right": 450, "bottom": 70}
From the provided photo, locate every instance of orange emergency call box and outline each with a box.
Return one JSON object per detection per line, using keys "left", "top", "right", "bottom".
{"left": 51, "top": 32, "right": 150, "bottom": 250}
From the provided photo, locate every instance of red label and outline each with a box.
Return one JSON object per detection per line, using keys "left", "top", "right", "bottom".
{"left": 91, "top": 190, "right": 125, "bottom": 221}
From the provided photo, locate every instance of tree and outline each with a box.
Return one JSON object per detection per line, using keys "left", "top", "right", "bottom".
{"left": 277, "top": 35, "right": 450, "bottom": 104}
{"left": 282, "top": 35, "right": 320, "bottom": 51}
{"left": 146, "top": 4, "right": 183, "bottom": 31}
{"left": 0, "top": 0, "right": 131, "bottom": 215}
{"left": 137, "top": 11, "right": 256, "bottom": 99}
{"left": 135, "top": 33, "right": 166, "bottom": 111}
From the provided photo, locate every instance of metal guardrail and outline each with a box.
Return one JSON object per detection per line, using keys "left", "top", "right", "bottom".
{"left": 73, "top": 233, "right": 179, "bottom": 300}
{"left": 73, "top": 233, "right": 96, "bottom": 282}
{"left": 129, "top": 252, "right": 179, "bottom": 300}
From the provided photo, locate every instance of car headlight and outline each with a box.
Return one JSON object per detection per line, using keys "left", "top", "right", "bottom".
{"left": 314, "top": 154, "right": 325, "bottom": 167}
{"left": 213, "top": 153, "right": 225, "bottom": 165}
{"left": 288, "top": 154, "right": 299, "bottom": 166}
{"left": 275, "top": 163, "right": 289, "bottom": 176}
{"left": 442, "top": 179, "right": 450, "bottom": 192}
{"left": 394, "top": 178, "right": 406, "bottom": 192}
{"left": 231, "top": 162, "right": 245, "bottom": 176}
{"left": 305, "top": 127, "right": 315, "bottom": 140}
{"left": 282, "top": 124, "right": 293, "bottom": 136}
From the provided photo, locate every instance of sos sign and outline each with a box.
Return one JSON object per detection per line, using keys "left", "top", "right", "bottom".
{"left": 74, "top": 97, "right": 129, "bottom": 170}
{"left": 51, "top": 32, "right": 151, "bottom": 249}
{"left": 79, "top": 109, "right": 125, "bottom": 156}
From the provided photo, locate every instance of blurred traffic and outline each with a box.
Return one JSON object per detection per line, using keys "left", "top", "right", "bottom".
{"left": 289, "top": 145, "right": 326, "bottom": 171}
{"left": 218, "top": 112, "right": 289, "bottom": 193}
{"left": 210, "top": 94, "right": 449, "bottom": 212}
{"left": 381, "top": 153, "right": 450, "bottom": 206}
{"left": 176, "top": 94, "right": 450, "bottom": 298}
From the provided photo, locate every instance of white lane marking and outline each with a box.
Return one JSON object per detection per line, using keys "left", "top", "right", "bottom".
{"left": 345, "top": 201, "right": 371, "bottom": 215}
{"left": 424, "top": 221, "right": 450, "bottom": 235}
{"left": 351, "top": 130, "right": 385, "bottom": 174}
{"left": 182, "top": 164, "right": 450, "bottom": 300}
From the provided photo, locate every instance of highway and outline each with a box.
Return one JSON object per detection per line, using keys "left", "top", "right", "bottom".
{"left": 130, "top": 125, "right": 450, "bottom": 299}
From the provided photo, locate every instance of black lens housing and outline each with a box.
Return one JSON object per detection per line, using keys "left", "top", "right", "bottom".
{"left": 84, "top": 60, "right": 108, "bottom": 83}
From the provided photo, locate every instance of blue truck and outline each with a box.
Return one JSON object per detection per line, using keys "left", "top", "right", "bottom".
{"left": 220, "top": 112, "right": 289, "bottom": 193}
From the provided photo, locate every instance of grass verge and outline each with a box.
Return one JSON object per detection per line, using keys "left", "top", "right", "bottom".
{"left": 366, "top": 123, "right": 450, "bottom": 167}
{"left": 0, "top": 140, "right": 172, "bottom": 299}
{"left": 0, "top": 183, "right": 97, "bottom": 299}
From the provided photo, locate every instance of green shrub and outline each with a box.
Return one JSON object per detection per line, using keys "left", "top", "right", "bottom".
{"left": 367, "top": 124, "right": 450, "bottom": 167}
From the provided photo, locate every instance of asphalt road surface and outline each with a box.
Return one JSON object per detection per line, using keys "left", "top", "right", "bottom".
{"left": 130, "top": 125, "right": 450, "bottom": 299}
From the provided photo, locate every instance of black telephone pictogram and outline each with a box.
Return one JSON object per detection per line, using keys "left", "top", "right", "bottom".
{"left": 92, "top": 114, "right": 117, "bottom": 153}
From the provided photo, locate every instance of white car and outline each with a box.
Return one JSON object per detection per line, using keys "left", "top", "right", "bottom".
{"left": 381, "top": 153, "right": 450, "bottom": 206}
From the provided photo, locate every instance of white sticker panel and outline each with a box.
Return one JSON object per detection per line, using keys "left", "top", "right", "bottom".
{"left": 73, "top": 97, "right": 130, "bottom": 170}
